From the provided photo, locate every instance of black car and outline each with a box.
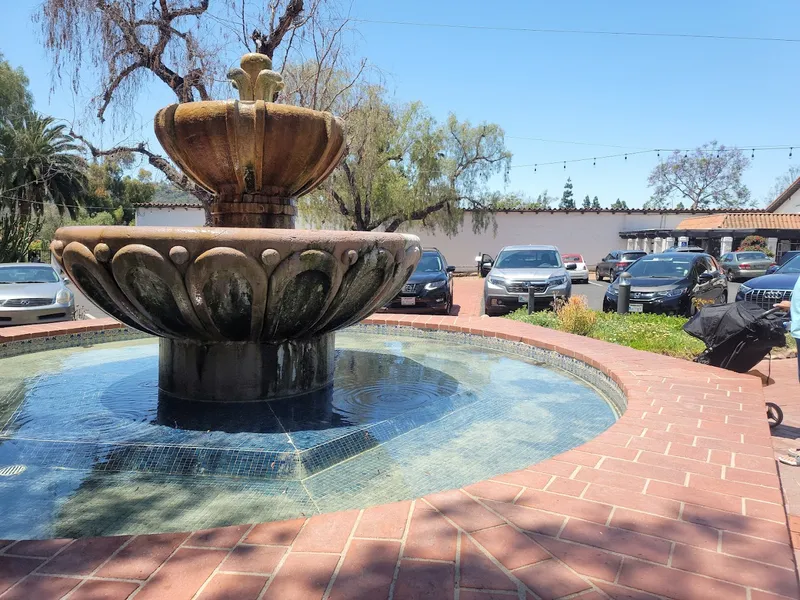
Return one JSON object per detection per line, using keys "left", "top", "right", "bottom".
{"left": 595, "top": 250, "right": 647, "bottom": 281}
{"left": 662, "top": 246, "right": 706, "bottom": 253}
{"left": 603, "top": 253, "right": 726, "bottom": 316}
{"left": 386, "top": 248, "right": 455, "bottom": 314}
{"left": 736, "top": 253, "right": 800, "bottom": 310}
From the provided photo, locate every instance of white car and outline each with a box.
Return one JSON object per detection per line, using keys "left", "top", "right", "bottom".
{"left": 561, "top": 253, "right": 589, "bottom": 284}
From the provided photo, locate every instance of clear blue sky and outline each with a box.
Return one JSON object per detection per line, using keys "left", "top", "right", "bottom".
{"left": 1, "top": 0, "right": 798, "bottom": 208}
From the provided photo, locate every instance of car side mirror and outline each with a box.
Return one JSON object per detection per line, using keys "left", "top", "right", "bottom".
{"left": 767, "top": 265, "right": 778, "bottom": 275}
{"left": 565, "top": 263, "right": 577, "bottom": 270}
{"left": 698, "top": 272, "right": 714, "bottom": 283}
{"left": 446, "top": 266, "right": 456, "bottom": 273}
{"left": 63, "top": 277, "right": 71, "bottom": 285}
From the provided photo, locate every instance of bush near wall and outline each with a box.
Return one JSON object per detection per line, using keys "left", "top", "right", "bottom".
{"left": 507, "top": 300, "right": 796, "bottom": 359}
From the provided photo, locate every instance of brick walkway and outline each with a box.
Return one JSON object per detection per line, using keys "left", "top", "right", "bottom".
{"left": 0, "top": 315, "right": 798, "bottom": 599}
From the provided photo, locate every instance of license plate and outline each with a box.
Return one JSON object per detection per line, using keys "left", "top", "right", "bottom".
{"left": 400, "top": 297, "right": 416, "bottom": 306}
{"left": 629, "top": 303, "right": 643, "bottom": 313}
{"left": 518, "top": 295, "right": 529, "bottom": 303}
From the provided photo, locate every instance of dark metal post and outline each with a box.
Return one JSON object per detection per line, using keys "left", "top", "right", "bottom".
{"left": 528, "top": 286, "right": 534, "bottom": 314}
{"left": 617, "top": 272, "right": 632, "bottom": 314}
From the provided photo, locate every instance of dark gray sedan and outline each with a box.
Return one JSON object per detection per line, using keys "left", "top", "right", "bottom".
{"left": 719, "top": 251, "right": 775, "bottom": 282}
{"left": 0, "top": 263, "right": 74, "bottom": 326}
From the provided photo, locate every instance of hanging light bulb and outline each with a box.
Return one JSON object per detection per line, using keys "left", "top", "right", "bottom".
{"left": 534, "top": 164, "right": 537, "bottom": 173}
{"left": 624, "top": 154, "right": 628, "bottom": 161}
{"left": 790, "top": 147, "right": 794, "bottom": 159}
{"left": 593, "top": 158, "right": 596, "bottom": 166}
{"left": 563, "top": 161, "right": 566, "bottom": 170}
{"left": 751, "top": 149, "right": 755, "bottom": 158}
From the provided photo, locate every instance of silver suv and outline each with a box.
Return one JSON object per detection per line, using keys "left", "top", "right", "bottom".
{"left": 482, "top": 245, "right": 574, "bottom": 316}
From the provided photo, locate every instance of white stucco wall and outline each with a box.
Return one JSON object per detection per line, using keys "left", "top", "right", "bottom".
{"left": 136, "top": 206, "right": 206, "bottom": 226}
{"left": 402, "top": 211, "right": 711, "bottom": 267}
{"left": 773, "top": 189, "right": 800, "bottom": 213}
{"left": 134, "top": 206, "right": 711, "bottom": 268}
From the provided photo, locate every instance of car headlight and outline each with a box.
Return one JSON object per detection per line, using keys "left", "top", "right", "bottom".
{"left": 548, "top": 276, "right": 567, "bottom": 287}
{"left": 739, "top": 284, "right": 752, "bottom": 294}
{"left": 606, "top": 286, "right": 618, "bottom": 296}
{"left": 424, "top": 279, "right": 447, "bottom": 290}
{"left": 488, "top": 277, "right": 505, "bottom": 286}
{"left": 654, "top": 287, "right": 687, "bottom": 298}
{"left": 55, "top": 289, "right": 73, "bottom": 304}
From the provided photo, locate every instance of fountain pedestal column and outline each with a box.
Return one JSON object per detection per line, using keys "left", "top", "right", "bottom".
{"left": 158, "top": 334, "right": 335, "bottom": 402}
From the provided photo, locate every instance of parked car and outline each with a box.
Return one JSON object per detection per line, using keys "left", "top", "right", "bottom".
{"left": 0, "top": 263, "right": 75, "bottom": 326}
{"left": 767, "top": 250, "right": 800, "bottom": 274}
{"left": 482, "top": 245, "right": 574, "bottom": 316}
{"left": 595, "top": 250, "right": 647, "bottom": 281}
{"left": 386, "top": 248, "right": 455, "bottom": 314}
{"left": 719, "top": 251, "right": 775, "bottom": 282}
{"left": 736, "top": 253, "right": 800, "bottom": 311}
{"left": 603, "top": 253, "right": 726, "bottom": 316}
{"left": 662, "top": 246, "right": 705, "bottom": 253}
{"left": 561, "top": 253, "right": 589, "bottom": 284}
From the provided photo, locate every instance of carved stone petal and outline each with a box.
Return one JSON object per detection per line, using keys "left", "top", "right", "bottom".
{"left": 265, "top": 249, "right": 342, "bottom": 341}
{"left": 60, "top": 242, "right": 159, "bottom": 335}
{"left": 111, "top": 244, "right": 207, "bottom": 339}
{"left": 185, "top": 247, "right": 268, "bottom": 341}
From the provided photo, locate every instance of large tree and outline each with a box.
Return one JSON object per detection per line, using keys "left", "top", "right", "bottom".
{"left": 38, "top": 0, "right": 366, "bottom": 224}
{"left": 581, "top": 194, "right": 591, "bottom": 209}
{"left": 301, "top": 88, "right": 511, "bottom": 233}
{"left": 0, "top": 52, "right": 33, "bottom": 124}
{"left": 647, "top": 141, "right": 752, "bottom": 210}
{"left": 559, "top": 177, "right": 575, "bottom": 209}
{"left": 610, "top": 198, "right": 628, "bottom": 210}
{"left": 0, "top": 112, "right": 87, "bottom": 219}
{"left": 591, "top": 196, "right": 601, "bottom": 209}
{"left": 764, "top": 165, "right": 800, "bottom": 206}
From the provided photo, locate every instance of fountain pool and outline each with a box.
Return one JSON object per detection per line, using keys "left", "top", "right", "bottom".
{"left": 0, "top": 327, "right": 617, "bottom": 539}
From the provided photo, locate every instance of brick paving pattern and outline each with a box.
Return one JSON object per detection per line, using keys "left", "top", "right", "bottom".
{"left": 1, "top": 305, "right": 799, "bottom": 599}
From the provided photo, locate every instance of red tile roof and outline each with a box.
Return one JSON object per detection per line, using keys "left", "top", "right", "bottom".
{"left": 676, "top": 212, "right": 800, "bottom": 230}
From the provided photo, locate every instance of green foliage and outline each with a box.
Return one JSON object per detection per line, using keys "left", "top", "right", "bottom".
{"left": 591, "top": 196, "right": 601, "bottom": 209}
{"left": 582, "top": 195, "right": 591, "bottom": 209}
{"left": 0, "top": 209, "right": 41, "bottom": 262}
{"left": 737, "top": 235, "right": 773, "bottom": 257}
{"left": 84, "top": 157, "right": 155, "bottom": 223}
{"left": 610, "top": 199, "right": 628, "bottom": 210}
{"left": 676, "top": 201, "right": 685, "bottom": 210}
{"left": 152, "top": 181, "right": 199, "bottom": 204}
{"left": 507, "top": 306, "right": 706, "bottom": 359}
{"left": 0, "top": 52, "right": 32, "bottom": 124}
{"left": 301, "top": 86, "right": 511, "bottom": 234}
{"left": 559, "top": 177, "right": 575, "bottom": 209}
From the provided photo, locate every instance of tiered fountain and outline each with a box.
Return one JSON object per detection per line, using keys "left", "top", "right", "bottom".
{"left": 50, "top": 53, "right": 421, "bottom": 402}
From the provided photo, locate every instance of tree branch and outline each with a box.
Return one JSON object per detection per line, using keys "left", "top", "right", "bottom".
{"left": 253, "top": 0, "right": 304, "bottom": 59}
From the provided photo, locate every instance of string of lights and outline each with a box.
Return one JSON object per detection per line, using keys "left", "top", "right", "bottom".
{"left": 352, "top": 18, "right": 800, "bottom": 44}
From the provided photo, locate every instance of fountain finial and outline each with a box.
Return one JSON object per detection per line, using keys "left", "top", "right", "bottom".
{"left": 227, "top": 53, "right": 285, "bottom": 102}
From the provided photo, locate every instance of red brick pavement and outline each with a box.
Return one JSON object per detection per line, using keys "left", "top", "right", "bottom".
{"left": 0, "top": 315, "right": 798, "bottom": 599}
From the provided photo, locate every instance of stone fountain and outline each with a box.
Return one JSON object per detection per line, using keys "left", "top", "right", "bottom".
{"left": 51, "top": 54, "right": 421, "bottom": 402}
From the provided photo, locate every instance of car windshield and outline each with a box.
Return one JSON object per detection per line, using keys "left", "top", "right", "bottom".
{"left": 778, "top": 254, "right": 800, "bottom": 274}
{"left": 495, "top": 250, "right": 561, "bottom": 269}
{"left": 621, "top": 252, "right": 646, "bottom": 261}
{"left": 562, "top": 254, "right": 583, "bottom": 263}
{"left": 735, "top": 252, "right": 767, "bottom": 261}
{"left": 414, "top": 253, "right": 443, "bottom": 272}
{"left": 624, "top": 256, "right": 693, "bottom": 278}
{"left": 0, "top": 265, "right": 60, "bottom": 284}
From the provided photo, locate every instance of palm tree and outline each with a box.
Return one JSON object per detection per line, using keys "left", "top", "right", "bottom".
{"left": 0, "top": 112, "right": 86, "bottom": 218}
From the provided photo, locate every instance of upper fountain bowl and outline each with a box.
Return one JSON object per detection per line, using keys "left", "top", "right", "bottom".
{"left": 154, "top": 53, "right": 346, "bottom": 228}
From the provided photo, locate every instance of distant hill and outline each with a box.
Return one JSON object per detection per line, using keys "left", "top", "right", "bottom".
{"left": 151, "top": 182, "right": 201, "bottom": 204}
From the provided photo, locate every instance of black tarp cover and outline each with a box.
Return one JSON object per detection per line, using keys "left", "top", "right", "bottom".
{"left": 683, "top": 301, "right": 787, "bottom": 350}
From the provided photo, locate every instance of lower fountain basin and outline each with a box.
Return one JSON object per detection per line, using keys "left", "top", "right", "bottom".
{"left": 50, "top": 226, "right": 422, "bottom": 344}
{"left": 0, "top": 327, "right": 619, "bottom": 539}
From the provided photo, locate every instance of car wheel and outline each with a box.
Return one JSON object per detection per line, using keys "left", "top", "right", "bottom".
{"left": 595, "top": 270, "right": 604, "bottom": 282}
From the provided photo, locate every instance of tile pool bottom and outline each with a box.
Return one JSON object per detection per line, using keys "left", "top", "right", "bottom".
{"left": 0, "top": 327, "right": 616, "bottom": 539}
